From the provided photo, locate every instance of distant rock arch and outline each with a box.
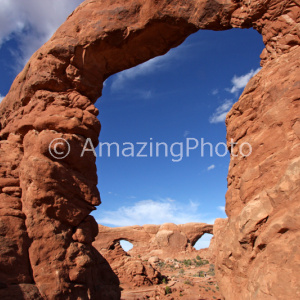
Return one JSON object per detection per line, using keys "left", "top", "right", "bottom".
{"left": 93, "top": 222, "right": 214, "bottom": 257}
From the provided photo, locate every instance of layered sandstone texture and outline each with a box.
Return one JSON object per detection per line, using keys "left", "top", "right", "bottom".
{"left": 0, "top": 0, "right": 299, "bottom": 299}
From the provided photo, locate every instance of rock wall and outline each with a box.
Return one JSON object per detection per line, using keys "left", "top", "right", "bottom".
{"left": 0, "top": 0, "right": 299, "bottom": 299}
{"left": 212, "top": 43, "right": 300, "bottom": 300}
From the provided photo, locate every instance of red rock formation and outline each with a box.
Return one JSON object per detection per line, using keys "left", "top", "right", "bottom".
{"left": 211, "top": 44, "right": 300, "bottom": 300}
{"left": 97, "top": 241, "right": 162, "bottom": 288}
{"left": 93, "top": 222, "right": 213, "bottom": 287}
{"left": 0, "top": 0, "right": 299, "bottom": 299}
{"left": 94, "top": 222, "right": 213, "bottom": 259}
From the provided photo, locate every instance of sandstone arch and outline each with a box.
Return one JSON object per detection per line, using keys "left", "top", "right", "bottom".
{"left": 0, "top": 0, "right": 299, "bottom": 299}
{"left": 93, "top": 223, "right": 214, "bottom": 257}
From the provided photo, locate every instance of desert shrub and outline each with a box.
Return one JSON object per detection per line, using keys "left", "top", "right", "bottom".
{"left": 183, "top": 259, "right": 192, "bottom": 266}
{"left": 195, "top": 258, "right": 209, "bottom": 266}
{"left": 165, "top": 286, "right": 172, "bottom": 294}
{"left": 196, "top": 255, "right": 201, "bottom": 260}
{"left": 179, "top": 268, "right": 184, "bottom": 274}
{"left": 193, "top": 271, "right": 205, "bottom": 277}
{"left": 184, "top": 280, "right": 193, "bottom": 286}
{"left": 195, "top": 260, "right": 202, "bottom": 266}
{"left": 207, "top": 264, "right": 215, "bottom": 276}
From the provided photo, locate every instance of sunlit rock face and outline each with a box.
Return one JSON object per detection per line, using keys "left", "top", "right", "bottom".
{"left": 212, "top": 44, "right": 300, "bottom": 300}
{"left": 0, "top": 0, "right": 299, "bottom": 299}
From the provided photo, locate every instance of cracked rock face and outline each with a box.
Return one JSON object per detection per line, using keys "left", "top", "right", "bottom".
{"left": 0, "top": 0, "right": 299, "bottom": 299}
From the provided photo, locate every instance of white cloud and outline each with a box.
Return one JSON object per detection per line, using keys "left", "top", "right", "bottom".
{"left": 0, "top": 95, "right": 4, "bottom": 103}
{"left": 110, "top": 50, "right": 176, "bottom": 91}
{"left": 183, "top": 130, "right": 190, "bottom": 137}
{"left": 97, "top": 198, "right": 214, "bottom": 226}
{"left": 212, "top": 89, "right": 219, "bottom": 95}
{"left": 229, "top": 68, "right": 261, "bottom": 94}
{"left": 209, "top": 99, "right": 234, "bottom": 124}
{"left": 189, "top": 200, "right": 200, "bottom": 209}
{"left": 209, "top": 67, "right": 261, "bottom": 124}
{"left": 217, "top": 206, "right": 225, "bottom": 212}
{"left": 107, "top": 191, "right": 119, "bottom": 196}
{"left": 136, "top": 89, "right": 153, "bottom": 99}
{"left": 207, "top": 164, "right": 215, "bottom": 171}
{"left": 0, "top": 0, "right": 83, "bottom": 69}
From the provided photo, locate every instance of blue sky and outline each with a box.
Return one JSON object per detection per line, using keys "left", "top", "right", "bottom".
{"left": 0, "top": 1, "right": 264, "bottom": 249}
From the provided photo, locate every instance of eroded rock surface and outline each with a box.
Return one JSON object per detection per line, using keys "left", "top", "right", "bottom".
{"left": 211, "top": 44, "right": 300, "bottom": 300}
{"left": 0, "top": 0, "right": 299, "bottom": 299}
{"left": 96, "top": 241, "right": 162, "bottom": 288}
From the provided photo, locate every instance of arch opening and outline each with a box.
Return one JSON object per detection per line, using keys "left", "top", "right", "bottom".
{"left": 119, "top": 240, "right": 134, "bottom": 252}
{"left": 193, "top": 233, "right": 213, "bottom": 250}
{"left": 93, "top": 28, "right": 264, "bottom": 228}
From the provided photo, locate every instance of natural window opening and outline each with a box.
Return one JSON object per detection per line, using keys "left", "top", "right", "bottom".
{"left": 194, "top": 233, "right": 213, "bottom": 250}
{"left": 92, "top": 28, "right": 264, "bottom": 228}
{"left": 119, "top": 240, "right": 134, "bottom": 252}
